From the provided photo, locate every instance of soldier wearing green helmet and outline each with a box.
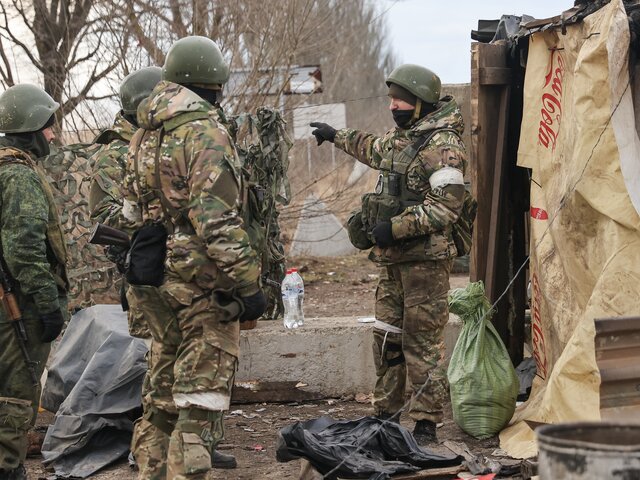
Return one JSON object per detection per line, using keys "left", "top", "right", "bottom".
{"left": 310, "top": 64, "right": 469, "bottom": 445}
{"left": 89, "top": 66, "right": 162, "bottom": 230}
{"left": 0, "top": 84, "right": 69, "bottom": 479}
{"left": 121, "top": 36, "right": 265, "bottom": 479}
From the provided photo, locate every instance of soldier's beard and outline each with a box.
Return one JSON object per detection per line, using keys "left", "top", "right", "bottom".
{"left": 0, "top": 131, "right": 50, "bottom": 159}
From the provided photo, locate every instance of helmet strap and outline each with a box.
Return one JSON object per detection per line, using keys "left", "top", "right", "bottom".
{"left": 409, "top": 99, "right": 422, "bottom": 125}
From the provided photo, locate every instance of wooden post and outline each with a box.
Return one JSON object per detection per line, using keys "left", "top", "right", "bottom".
{"left": 470, "top": 40, "right": 528, "bottom": 363}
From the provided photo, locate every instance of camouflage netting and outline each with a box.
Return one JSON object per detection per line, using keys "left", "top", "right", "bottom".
{"left": 232, "top": 107, "right": 292, "bottom": 319}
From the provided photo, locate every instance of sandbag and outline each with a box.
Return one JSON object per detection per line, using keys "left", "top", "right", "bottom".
{"left": 447, "top": 282, "right": 518, "bottom": 439}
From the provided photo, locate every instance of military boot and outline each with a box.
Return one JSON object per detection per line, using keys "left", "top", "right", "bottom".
{"left": 412, "top": 420, "right": 437, "bottom": 445}
{"left": 212, "top": 450, "right": 237, "bottom": 469}
{"left": 0, "top": 464, "right": 28, "bottom": 480}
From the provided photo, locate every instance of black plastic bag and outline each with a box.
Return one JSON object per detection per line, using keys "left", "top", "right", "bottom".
{"left": 276, "top": 416, "right": 462, "bottom": 480}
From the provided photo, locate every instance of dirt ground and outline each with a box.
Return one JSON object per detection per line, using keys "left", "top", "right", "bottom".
{"left": 26, "top": 253, "right": 500, "bottom": 480}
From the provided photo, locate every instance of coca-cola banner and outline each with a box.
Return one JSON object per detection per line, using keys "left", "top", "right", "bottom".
{"left": 501, "top": 0, "right": 640, "bottom": 457}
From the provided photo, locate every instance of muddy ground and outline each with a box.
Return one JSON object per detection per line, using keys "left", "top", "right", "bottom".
{"left": 26, "top": 253, "right": 506, "bottom": 480}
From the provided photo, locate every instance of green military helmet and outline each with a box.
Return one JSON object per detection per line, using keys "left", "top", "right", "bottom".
{"left": 0, "top": 83, "right": 59, "bottom": 133}
{"left": 120, "top": 66, "right": 162, "bottom": 115}
{"left": 162, "top": 36, "right": 230, "bottom": 86}
{"left": 386, "top": 64, "right": 441, "bottom": 105}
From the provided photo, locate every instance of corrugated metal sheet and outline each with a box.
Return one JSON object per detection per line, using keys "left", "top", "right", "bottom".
{"left": 595, "top": 316, "right": 640, "bottom": 421}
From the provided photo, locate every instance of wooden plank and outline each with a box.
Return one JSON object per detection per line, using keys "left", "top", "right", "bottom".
{"left": 469, "top": 42, "right": 509, "bottom": 283}
{"left": 479, "top": 67, "right": 511, "bottom": 85}
{"left": 392, "top": 464, "right": 466, "bottom": 479}
{"left": 232, "top": 381, "right": 326, "bottom": 404}
{"left": 484, "top": 86, "right": 510, "bottom": 302}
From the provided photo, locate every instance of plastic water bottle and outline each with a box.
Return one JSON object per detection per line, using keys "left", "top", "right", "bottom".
{"left": 282, "top": 268, "right": 304, "bottom": 329}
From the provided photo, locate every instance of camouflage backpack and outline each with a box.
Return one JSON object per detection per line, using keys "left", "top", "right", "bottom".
{"left": 412, "top": 129, "right": 477, "bottom": 257}
{"left": 231, "top": 107, "right": 292, "bottom": 319}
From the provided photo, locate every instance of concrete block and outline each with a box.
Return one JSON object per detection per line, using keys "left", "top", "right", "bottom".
{"left": 237, "top": 315, "right": 462, "bottom": 398}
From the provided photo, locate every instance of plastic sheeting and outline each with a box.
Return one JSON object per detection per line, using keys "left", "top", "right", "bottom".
{"left": 276, "top": 416, "right": 462, "bottom": 480}
{"left": 40, "top": 305, "right": 147, "bottom": 478}
{"left": 501, "top": 0, "right": 640, "bottom": 458}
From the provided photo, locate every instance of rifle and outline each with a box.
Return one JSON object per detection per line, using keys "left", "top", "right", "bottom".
{"left": 0, "top": 262, "right": 39, "bottom": 387}
{"left": 88, "top": 223, "right": 131, "bottom": 248}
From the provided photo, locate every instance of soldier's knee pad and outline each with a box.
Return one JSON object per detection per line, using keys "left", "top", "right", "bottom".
{"left": 143, "top": 405, "right": 178, "bottom": 436}
{"left": 173, "top": 408, "right": 224, "bottom": 476}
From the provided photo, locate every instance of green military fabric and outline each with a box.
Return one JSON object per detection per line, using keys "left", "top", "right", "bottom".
{"left": 41, "top": 142, "right": 122, "bottom": 309}
{"left": 121, "top": 79, "right": 260, "bottom": 477}
{"left": 334, "top": 96, "right": 467, "bottom": 265}
{"left": 89, "top": 112, "right": 138, "bottom": 229}
{"left": 372, "top": 260, "right": 451, "bottom": 423}
{"left": 0, "top": 145, "right": 69, "bottom": 470}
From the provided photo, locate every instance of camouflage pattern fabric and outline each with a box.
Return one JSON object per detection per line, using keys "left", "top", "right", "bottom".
{"left": 89, "top": 112, "right": 138, "bottom": 230}
{"left": 121, "top": 80, "right": 259, "bottom": 478}
{"left": 333, "top": 97, "right": 468, "bottom": 423}
{"left": 372, "top": 260, "right": 451, "bottom": 423}
{"left": 123, "top": 81, "right": 260, "bottom": 297}
{"left": 0, "top": 145, "right": 69, "bottom": 470}
{"left": 232, "top": 107, "right": 291, "bottom": 319}
{"left": 334, "top": 96, "right": 467, "bottom": 265}
{"left": 41, "top": 142, "right": 122, "bottom": 309}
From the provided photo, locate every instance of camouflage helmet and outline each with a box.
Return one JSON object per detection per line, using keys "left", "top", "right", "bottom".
{"left": 162, "top": 36, "right": 230, "bottom": 86}
{"left": 0, "top": 83, "right": 59, "bottom": 133}
{"left": 120, "top": 66, "right": 162, "bottom": 115}
{"left": 386, "top": 64, "right": 441, "bottom": 105}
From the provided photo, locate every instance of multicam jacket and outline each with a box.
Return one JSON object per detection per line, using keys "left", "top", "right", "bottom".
{"left": 0, "top": 145, "right": 68, "bottom": 316}
{"left": 89, "top": 113, "right": 138, "bottom": 230}
{"left": 122, "top": 80, "right": 260, "bottom": 296}
{"left": 41, "top": 142, "right": 120, "bottom": 309}
{"left": 335, "top": 96, "right": 468, "bottom": 264}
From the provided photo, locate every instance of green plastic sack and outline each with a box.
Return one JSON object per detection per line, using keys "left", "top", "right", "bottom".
{"left": 447, "top": 281, "right": 518, "bottom": 439}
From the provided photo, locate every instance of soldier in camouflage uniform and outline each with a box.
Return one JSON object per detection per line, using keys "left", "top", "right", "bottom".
{"left": 89, "top": 67, "right": 161, "bottom": 341}
{"left": 0, "top": 84, "right": 69, "bottom": 479}
{"left": 120, "top": 36, "right": 266, "bottom": 479}
{"left": 311, "top": 64, "right": 467, "bottom": 444}
{"left": 89, "top": 66, "right": 161, "bottom": 231}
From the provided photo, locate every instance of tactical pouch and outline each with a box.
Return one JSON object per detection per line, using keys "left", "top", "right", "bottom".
{"left": 126, "top": 223, "right": 168, "bottom": 287}
{"left": 346, "top": 210, "right": 374, "bottom": 250}
{"left": 126, "top": 284, "right": 177, "bottom": 344}
{"left": 362, "top": 193, "right": 403, "bottom": 233}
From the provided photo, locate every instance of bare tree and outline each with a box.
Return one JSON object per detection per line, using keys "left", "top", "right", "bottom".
{"left": 0, "top": 0, "right": 127, "bottom": 136}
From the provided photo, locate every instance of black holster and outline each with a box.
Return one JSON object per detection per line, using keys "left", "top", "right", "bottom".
{"left": 125, "top": 223, "right": 168, "bottom": 287}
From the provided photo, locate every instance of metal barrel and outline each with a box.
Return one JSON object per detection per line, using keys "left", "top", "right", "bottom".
{"left": 537, "top": 422, "right": 640, "bottom": 479}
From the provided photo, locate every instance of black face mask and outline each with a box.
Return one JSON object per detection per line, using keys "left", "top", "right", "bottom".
{"left": 185, "top": 85, "right": 220, "bottom": 107}
{"left": 123, "top": 112, "right": 139, "bottom": 128}
{"left": 392, "top": 109, "right": 415, "bottom": 128}
{"left": 0, "top": 131, "right": 51, "bottom": 159}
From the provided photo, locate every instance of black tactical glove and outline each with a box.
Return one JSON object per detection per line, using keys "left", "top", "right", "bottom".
{"left": 105, "top": 245, "right": 129, "bottom": 274}
{"left": 309, "top": 122, "right": 337, "bottom": 145}
{"left": 371, "top": 221, "right": 395, "bottom": 249}
{"left": 40, "top": 309, "right": 65, "bottom": 343}
{"left": 239, "top": 290, "right": 267, "bottom": 322}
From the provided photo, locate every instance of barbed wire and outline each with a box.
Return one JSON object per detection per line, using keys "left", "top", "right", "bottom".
{"left": 319, "top": 65, "right": 632, "bottom": 480}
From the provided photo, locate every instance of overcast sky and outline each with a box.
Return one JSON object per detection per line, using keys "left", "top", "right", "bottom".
{"left": 381, "top": 0, "right": 574, "bottom": 84}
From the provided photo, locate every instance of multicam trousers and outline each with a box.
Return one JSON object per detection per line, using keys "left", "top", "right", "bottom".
{"left": 126, "top": 280, "right": 238, "bottom": 480}
{"left": 372, "top": 260, "right": 451, "bottom": 423}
